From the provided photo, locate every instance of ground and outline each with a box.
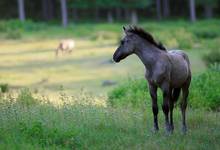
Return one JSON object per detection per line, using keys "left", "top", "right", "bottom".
{"left": 0, "top": 38, "right": 206, "bottom": 97}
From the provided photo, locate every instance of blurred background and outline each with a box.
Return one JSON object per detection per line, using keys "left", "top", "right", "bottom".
{"left": 0, "top": 0, "right": 219, "bottom": 97}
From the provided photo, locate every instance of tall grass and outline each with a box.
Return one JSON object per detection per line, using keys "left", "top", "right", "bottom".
{"left": 108, "top": 65, "right": 220, "bottom": 110}
{"left": 0, "top": 91, "right": 220, "bottom": 150}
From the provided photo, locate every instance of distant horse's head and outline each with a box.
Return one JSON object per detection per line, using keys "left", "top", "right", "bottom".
{"left": 113, "top": 27, "right": 136, "bottom": 62}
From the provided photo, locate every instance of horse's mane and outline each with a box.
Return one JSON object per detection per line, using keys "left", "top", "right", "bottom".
{"left": 127, "top": 26, "right": 167, "bottom": 51}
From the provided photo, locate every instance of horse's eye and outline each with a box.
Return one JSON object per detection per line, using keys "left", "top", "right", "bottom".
{"left": 121, "top": 40, "right": 125, "bottom": 45}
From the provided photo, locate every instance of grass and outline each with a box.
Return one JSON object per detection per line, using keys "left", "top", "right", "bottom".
{"left": 0, "top": 19, "right": 218, "bottom": 96}
{"left": 108, "top": 64, "right": 220, "bottom": 110}
{"left": 0, "top": 94, "right": 220, "bottom": 150}
{"left": 0, "top": 19, "right": 220, "bottom": 149}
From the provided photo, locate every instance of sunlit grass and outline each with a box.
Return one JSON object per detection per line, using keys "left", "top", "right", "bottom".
{"left": 0, "top": 38, "right": 207, "bottom": 96}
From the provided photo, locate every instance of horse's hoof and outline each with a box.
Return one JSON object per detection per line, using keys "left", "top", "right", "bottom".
{"left": 182, "top": 126, "right": 187, "bottom": 134}
{"left": 170, "top": 125, "right": 174, "bottom": 130}
{"left": 165, "top": 125, "right": 173, "bottom": 135}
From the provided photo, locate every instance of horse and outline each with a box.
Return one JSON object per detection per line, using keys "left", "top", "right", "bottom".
{"left": 55, "top": 39, "right": 75, "bottom": 57}
{"left": 113, "top": 26, "right": 191, "bottom": 134}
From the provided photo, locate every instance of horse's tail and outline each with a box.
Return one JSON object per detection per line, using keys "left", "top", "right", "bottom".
{"left": 182, "top": 52, "right": 191, "bottom": 77}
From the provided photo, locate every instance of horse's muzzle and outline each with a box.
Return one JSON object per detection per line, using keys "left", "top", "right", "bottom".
{"left": 113, "top": 50, "right": 121, "bottom": 63}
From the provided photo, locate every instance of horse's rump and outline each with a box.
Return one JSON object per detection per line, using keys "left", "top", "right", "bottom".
{"left": 168, "top": 50, "right": 191, "bottom": 87}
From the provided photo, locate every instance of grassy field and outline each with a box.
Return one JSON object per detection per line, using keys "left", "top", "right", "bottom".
{"left": 0, "top": 19, "right": 220, "bottom": 149}
{"left": 1, "top": 19, "right": 217, "bottom": 96}
{"left": 0, "top": 94, "right": 220, "bottom": 150}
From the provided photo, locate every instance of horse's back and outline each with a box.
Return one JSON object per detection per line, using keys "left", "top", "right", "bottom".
{"left": 167, "top": 50, "right": 191, "bottom": 87}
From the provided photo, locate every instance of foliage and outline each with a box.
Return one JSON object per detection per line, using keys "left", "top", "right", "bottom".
{"left": 0, "top": 83, "right": 9, "bottom": 93}
{"left": 108, "top": 66, "right": 220, "bottom": 110}
{"left": 0, "top": 93, "right": 220, "bottom": 149}
{"left": 196, "top": 0, "right": 218, "bottom": 6}
{"left": 108, "top": 78, "right": 149, "bottom": 108}
{"left": 203, "top": 50, "right": 220, "bottom": 65}
{"left": 17, "top": 88, "right": 38, "bottom": 106}
{"left": 189, "top": 64, "right": 220, "bottom": 110}
{"left": 5, "top": 30, "right": 22, "bottom": 39}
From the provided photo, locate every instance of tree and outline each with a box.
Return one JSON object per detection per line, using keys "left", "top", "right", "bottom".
{"left": 69, "top": 0, "right": 92, "bottom": 22}
{"left": 156, "top": 0, "right": 162, "bottom": 20}
{"left": 42, "top": 0, "right": 55, "bottom": 21}
{"left": 17, "top": 0, "right": 25, "bottom": 21}
{"left": 96, "top": 0, "right": 119, "bottom": 23}
{"left": 124, "top": 0, "right": 152, "bottom": 24}
{"left": 163, "top": 0, "right": 170, "bottom": 18}
{"left": 60, "top": 0, "right": 68, "bottom": 27}
{"left": 197, "top": 0, "right": 218, "bottom": 18}
{"left": 189, "top": 0, "right": 196, "bottom": 22}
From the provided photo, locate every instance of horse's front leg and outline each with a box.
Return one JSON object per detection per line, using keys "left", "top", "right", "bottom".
{"left": 149, "top": 83, "right": 159, "bottom": 132}
{"left": 161, "top": 82, "right": 172, "bottom": 134}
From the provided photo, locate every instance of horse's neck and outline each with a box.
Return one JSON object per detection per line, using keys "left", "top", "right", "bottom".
{"left": 135, "top": 44, "right": 162, "bottom": 73}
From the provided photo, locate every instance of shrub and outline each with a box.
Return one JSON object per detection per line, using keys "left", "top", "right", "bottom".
{"left": 194, "top": 30, "right": 218, "bottom": 39}
{"left": 108, "top": 65, "right": 220, "bottom": 110}
{"left": 17, "top": 88, "right": 38, "bottom": 106}
{"left": 18, "top": 121, "right": 78, "bottom": 148}
{"left": 0, "top": 83, "right": 9, "bottom": 93}
{"left": 173, "top": 28, "right": 195, "bottom": 49}
{"left": 154, "top": 28, "right": 195, "bottom": 49}
{"left": 203, "top": 50, "right": 220, "bottom": 65}
{"left": 5, "top": 30, "right": 22, "bottom": 39}
{"left": 108, "top": 78, "right": 150, "bottom": 108}
{"left": 189, "top": 64, "right": 220, "bottom": 110}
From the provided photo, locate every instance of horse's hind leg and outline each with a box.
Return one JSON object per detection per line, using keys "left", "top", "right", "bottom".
{"left": 170, "top": 88, "right": 181, "bottom": 131}
{"left": 161, "top": 82, "right": 172, "bottom": 133}
{"left": 180, "top": 77, "right": 191, "bottom": 133}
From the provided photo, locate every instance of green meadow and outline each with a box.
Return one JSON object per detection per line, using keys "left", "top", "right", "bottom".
{"left": 0, "top": 19, "right": 220, "bottom": 149}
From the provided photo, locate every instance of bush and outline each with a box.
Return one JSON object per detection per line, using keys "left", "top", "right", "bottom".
{"left": 108, "top": 78, "right": 151, "bottom": 108}
{"left": 203, "top": 50, "right": 220, "bottom": 65}
{"left": 5, "top": 30, "right": 22, "bottom": 39}
{"left": 18, "top": 121, "right": 78, "bottom": 148}
{"left": 189, "top": 64, "right": 220, "bottom": 110}
{"left": 0, "top": 83, "right": 9, "bottom": 93}
{"left": 108, "top": 65, "right": 220, "bottom": 110}
{"left": 194, "top": 30, "right": 218, "bottom": 39}
{"left": 17, "top": 88, "right": 38, "bottom": 106}
{"left": 154, "top": 28, "right": 195, "bottom": 49}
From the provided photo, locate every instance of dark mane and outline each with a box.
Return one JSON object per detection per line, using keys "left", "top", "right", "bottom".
{"left": 127, "top": 26, "right": 166, "bottom": 51}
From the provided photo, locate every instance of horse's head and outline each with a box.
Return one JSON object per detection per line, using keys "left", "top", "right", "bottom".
{"left": 113, "top": 26, "right": 136, "bottom": 63}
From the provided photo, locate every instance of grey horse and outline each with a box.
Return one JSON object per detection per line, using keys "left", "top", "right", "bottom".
{"left": 113, "top": 26, "right": 191, "bottom": 134}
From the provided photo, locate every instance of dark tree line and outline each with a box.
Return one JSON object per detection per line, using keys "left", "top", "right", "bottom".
{"left": 0, "top": 0, "right": 219, "bottom": 27}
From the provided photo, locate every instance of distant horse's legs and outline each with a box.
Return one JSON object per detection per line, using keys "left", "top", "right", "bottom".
{"left": 149, "top": 84, "right": 159, "bottom": 131}
{"left": 55, "top": 48, "right": 59, "bottom": 58}
{"left": 161, "top": 83, "right": 172, "bottom": 133}
{"left": 180, "top": 77, "right": 191, "bottom": 133}
{"left": 170, "top": 88, "right": 181, "bottom": 130}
